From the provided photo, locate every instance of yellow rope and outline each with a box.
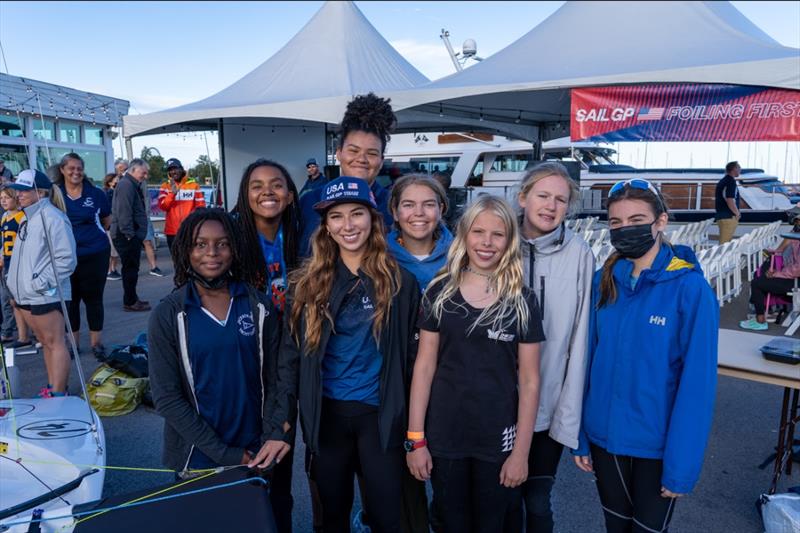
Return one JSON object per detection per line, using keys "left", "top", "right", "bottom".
{"left": 72, "top": 469, "right": 219, "bottom": 526}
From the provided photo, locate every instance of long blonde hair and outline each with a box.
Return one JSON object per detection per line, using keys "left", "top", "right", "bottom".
{"left": 46, "top": 186, "right": 67, "bottom": 213}
{"left": 289, "top": 206, "right": 400, "bottom": 354}
{"left": 426, "top": 195, "right": 529, "bottom": 336}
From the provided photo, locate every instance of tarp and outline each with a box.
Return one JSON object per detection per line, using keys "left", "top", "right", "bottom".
{"left": 123, "top": 1, "right": 429, "bottom": 137}
{"left": 571, "top": 84, "right": 800, "bottom": 142}
{"left": 390, "top": 1, "right": 800, "bottom": 136}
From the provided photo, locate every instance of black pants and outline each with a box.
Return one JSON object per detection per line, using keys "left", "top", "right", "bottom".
{"left": 750, "top": 273, "right": 795, "bottom": 315}
{"left": 269, "top": 432, "right": 295, "bottom": 533}
{"left": 590, "top": 444, "right": 677, "bottom": 533}
{"left": 166, "top": 234, "right": 175, "bottom": 256}
{"left": 504, "top": 431, "right": 564, "bottom": 533}
{"left": 309, "top": 399, "right": 404, "bottom": 533}
{"left": 68, "top": 248, "right": 110, "bottom": 333}
{"left": 431, "top": 456, "right": 520, "bottom": 533}
{"left": 113, "top": 236, "right": 143, "bottom": 306}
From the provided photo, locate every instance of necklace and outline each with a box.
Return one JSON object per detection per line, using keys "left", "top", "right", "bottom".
{"left": 463, "top": 266, "right": 493, "bottom": 293}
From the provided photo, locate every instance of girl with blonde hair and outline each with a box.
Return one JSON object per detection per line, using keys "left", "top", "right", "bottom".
{"left": 270, "top": 176, "right": 420, "bottom": 533}
{"left": 407, "top": 195, "right": 544, "bottom": 532}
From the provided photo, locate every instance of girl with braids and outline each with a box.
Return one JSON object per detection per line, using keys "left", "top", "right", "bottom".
{"left": 573, "top": 179, "right": 718, "bottom": 533}
{"left": 231, "top": 158, "right": 301, "bottom": 314}
{"left": 147, "top": 209, "right": 291, "bottom": 517}
{"left": 407, "top": 195, "right": 544, "bottom": 533}
{"left": 298, "top": 92, "right": 396, "bottom": 256}
{"left": 272, "top": 176, "right": 420, "bottom": 533}
{"left": 229, "top": 158, "right": 301, "bottom": 532}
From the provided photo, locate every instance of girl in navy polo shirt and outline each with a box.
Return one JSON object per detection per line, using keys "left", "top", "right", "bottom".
{"left": 407, "top": 195, "right": 544, "bottom": 533}
{"left": 148, "top": 209, "right": 292, "bottom": 523}
{"left": 271, "top": 176, "right": 420, "bottom": 533}
{"left": 54, "top": 153, "right": 111, "bottom": 359}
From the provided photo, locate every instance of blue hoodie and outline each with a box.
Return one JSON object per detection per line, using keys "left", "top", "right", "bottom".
{"left": 387, "top": 223, "right": 453, "bottom": 293}
{"left": 576, "top": 243, "right": 718, "bottom": 494}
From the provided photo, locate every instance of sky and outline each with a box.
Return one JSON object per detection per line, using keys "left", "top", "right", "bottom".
{"left": 0, "top": 1, "right": 798, "bottom": 178}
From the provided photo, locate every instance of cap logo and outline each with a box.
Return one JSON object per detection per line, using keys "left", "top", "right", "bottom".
{"left": 326, "top": 183, "right": 345, "bottom": 195}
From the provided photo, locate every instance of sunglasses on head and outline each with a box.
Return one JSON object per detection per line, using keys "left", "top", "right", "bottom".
{"left": 608, "top": 178, "right": 666, "bottom": 212}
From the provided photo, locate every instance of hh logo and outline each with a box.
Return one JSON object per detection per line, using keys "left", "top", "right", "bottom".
{"left": 649, "top": 315, "right": 666, "bottom": 326}
{"left": 487, "top": 329, "right": 515, "bottom": 342}
{"left": 177, "top": 190, "right": 195, "bottom": 200}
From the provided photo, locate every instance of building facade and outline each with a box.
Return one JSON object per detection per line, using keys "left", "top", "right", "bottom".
{"left": 0, "top": 73, "right": 129, "bottom": 182}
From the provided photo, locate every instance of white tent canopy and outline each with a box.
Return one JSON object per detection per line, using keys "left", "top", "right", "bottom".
{"left": 123, "top": 1, "right": 429, "bottom": 137}
{"left": 390, "top": 0, "right": 800, "bottom": 136}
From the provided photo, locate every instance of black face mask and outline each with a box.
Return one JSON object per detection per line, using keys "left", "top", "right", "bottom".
{"left": 610, "top": 223, "right": 657, "bottom": 259}
{"left": 187, "top": 267, "right": 231, "bottom": 290}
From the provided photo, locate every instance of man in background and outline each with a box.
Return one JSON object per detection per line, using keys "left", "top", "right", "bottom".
{"left": 715, "top": 161, "right": 741, "bottom": 243}
{"left": 111, "top": 158, "right": 151, "bottom": 312}
{"left": 158, "top": 158, "right": 205, "bottom": 251}
{"left": 299, "top": 157, "right": 326, "bottom": 199}
{"left": 0, "top": 160, "right": 13, "bottom": 184}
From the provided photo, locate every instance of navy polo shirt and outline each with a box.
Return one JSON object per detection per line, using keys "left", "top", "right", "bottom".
{"left": 186, "top": 281, "right": 262, "bottom": 468}
{"left": 61, "top": 182, "right": 111, "bottom": 257}
{"left": 321, "top": 265, "right": 382, "bottom": 406}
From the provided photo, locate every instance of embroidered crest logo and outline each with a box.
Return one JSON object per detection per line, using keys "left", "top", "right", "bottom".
{"left": 238, "top": 312, "right": 255, "bottom": 336}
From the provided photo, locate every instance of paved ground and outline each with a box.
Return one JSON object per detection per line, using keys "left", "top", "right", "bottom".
{"left": 10, "top": 251, "right": 800, "bottom": 532}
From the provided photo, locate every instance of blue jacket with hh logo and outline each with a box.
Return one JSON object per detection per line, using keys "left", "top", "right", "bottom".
{"left": 576, "top": 243, "right": 718, "bottom": 494}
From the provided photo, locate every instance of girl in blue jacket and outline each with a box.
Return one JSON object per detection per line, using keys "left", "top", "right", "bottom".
{"left": 387, "top": 174, "right": 453, "bottom": 293}
{"left": 573, "top": 179, "right": 718, "bottom": 533}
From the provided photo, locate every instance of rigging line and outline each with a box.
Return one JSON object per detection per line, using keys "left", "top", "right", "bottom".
{"left": 73, "top": 467, "right": 229, "bottom": 526}
{"left": 0, "top": 454, "right": 71, "bottom": 507}
{"left": 0, "top": 38, "right": 10, "bottom": 75}
{"left": 35, "top": 93, "right": 52, "bottom": 168}
{"left": 13, "top": 458, "right": 236, "bottom": 475}
{"left": 0, "top": 474, "right": 266, "bottom": 530}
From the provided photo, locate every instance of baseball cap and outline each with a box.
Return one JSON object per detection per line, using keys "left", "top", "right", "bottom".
{"left": 313, "top": 176, "right": 377, "bottom": 213}
{"left": 306, "top": 158, "right": 318, "bottom": 167}
{"left": 9, "top": 169, "right": 52, "bottom": 191}
{"left": 165, "top": 158, "right": 183, "bottom": 169}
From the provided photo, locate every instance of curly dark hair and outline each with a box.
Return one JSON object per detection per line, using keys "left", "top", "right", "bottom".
{"left": 171, "top": 208, "right": 249, "bottom": 288}
{"left": 338, "top": 92, "right": 396, "bottom": 153}
{"left": 230, "top": 159, "right": 302, "bottom": 291}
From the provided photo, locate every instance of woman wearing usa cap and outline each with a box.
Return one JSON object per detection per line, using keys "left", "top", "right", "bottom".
{"left": 7, "top": 169, "right": 77, "bottom": 397}
{"left": 257, "top": 176, "right": 419, "bottom": 533}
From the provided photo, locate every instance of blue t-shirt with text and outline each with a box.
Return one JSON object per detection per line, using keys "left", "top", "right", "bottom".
{"left": 61, "top": 182, "right": 111, "bottom": 257}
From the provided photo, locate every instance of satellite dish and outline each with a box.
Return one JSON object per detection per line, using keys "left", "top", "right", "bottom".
{"left": 462, "top": 39, "right": 477, "bottom": 58}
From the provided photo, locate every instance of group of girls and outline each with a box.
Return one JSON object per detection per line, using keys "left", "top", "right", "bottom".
{"left": 148, "top": 93, "right": 719, "bottom": 533}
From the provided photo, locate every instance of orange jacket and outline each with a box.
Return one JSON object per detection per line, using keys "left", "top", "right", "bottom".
{"left": 157, "top": 176, "right": 206, "bottom": 235}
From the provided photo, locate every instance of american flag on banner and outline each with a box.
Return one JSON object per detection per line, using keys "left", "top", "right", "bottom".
{"left": 638, "top": 107, "right": 665, "bottom": 121}
{"left": 348, "top": 182, "right": 359, "bottom": 190}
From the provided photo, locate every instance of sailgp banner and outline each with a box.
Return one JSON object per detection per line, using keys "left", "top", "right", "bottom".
{"left": 570, "top": 84, "right": 800, "bottom": 142}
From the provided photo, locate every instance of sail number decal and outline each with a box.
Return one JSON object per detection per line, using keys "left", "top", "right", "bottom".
{"left": 17, "top": 419, "right": 92, "bottom": 440}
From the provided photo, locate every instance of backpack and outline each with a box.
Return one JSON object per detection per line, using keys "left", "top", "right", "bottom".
{"left": 85, "top": 364, "right": 148, "bottom": 417}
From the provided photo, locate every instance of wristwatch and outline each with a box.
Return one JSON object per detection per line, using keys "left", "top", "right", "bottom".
{"left": 404, "top": 438, "right": 427, "bottom": 453}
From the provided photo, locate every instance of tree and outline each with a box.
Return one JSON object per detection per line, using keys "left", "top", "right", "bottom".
{"left": 140, "top": 146, "right": 165, "bottom": 185}
{"left": 188, "top": 155, "right": 220, "bottom": 185}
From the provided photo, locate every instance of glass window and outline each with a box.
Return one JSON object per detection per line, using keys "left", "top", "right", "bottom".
{"left": 0, "top": 144, "right": 29, "bottom": 177}
{"left": 0, "top": 116, "right": 24, "bottom": 138}
{"left": 490, "top": 153, "right": 534, "bottom": 172}
{"left": 32, "top": 119, "right": 56, "bottom": 141}
{"left": 85, "top": 126, "right": 103, "bottom": 145}
{"left": 34, "top": 148, "right": 106, "bottom": 185}
{"left": 59, "top": 121, "right": 80, "bottom": 144}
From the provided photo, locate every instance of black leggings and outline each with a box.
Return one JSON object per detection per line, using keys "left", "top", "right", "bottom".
{"left": 269, "top": 431, "right": 295, "bottom": 533}
{"left": 68, "top": 248, "right": 110, "bottom": 332}
{"left": 431, "top": 455, "right": 520, "bottom": 533}
{"left": 590, "top": 444, "right": 677, "bottom": 533}
{"left": 309, "top": 399, "right": 404, "bottom": 533}
{"left": 503, "top": 431, "right": 564, "bottom": 533}
{"left": 750, "top": 273, "right": 795, "bottom": 315}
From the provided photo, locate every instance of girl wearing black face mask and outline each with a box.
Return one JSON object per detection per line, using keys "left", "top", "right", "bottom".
{"left": 147, "top": 209, "right": 292, "bottom": 504}
{"left": 572, "top": 180, "right": 719, "bottom": 533}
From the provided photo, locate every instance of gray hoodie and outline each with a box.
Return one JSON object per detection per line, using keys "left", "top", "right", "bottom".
{"left": 521, "top": 224, "right": 594, "bottom": 449}
{"left": 8, "top": 198, "right": 76, "bottom": 306}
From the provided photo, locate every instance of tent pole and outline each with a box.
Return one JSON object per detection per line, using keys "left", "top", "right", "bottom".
{"left": 218, "top": 119, "right": 227, "bottom": 209}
